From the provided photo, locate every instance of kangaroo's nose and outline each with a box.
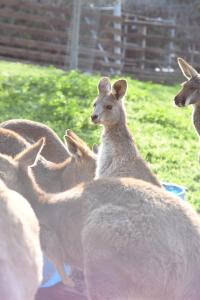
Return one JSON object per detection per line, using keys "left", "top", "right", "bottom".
{"left": 174, "top": 95, "right": 185, "bottom": 107}
{"left": 91, "top": 114, "right": 98, "bottom": 122}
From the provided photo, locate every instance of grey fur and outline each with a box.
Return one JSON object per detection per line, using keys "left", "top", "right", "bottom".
{"left": 1, "top": 139, "right": 200, "bottom": 299}
{"left": 0, "top": 179, "right": 42, "bottom": 300}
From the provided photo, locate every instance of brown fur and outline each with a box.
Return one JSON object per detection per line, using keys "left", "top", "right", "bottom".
{"left": 0, "top": 119, "right": 69, "bottom": 162}
{"left": 174, "top": 58, "right": 200, "bottom": 159}
{"left": 0, "top": 128, "right": 96, "bottom": 193}
{"left": 91, "top": 77, "right": 161, "bottom": 187}
{"left": 174, "top": 58, "right": 200, "bottom": 136}
{"left": 0, "top": 128, "right": 29, "bottom": 156}
{"left": 1, "top": 139, "right": 200, "bottom": 299}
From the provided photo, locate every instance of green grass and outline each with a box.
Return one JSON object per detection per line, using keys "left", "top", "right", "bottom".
{"left": 0, "top": 61, "right": 199, "bottom": 210}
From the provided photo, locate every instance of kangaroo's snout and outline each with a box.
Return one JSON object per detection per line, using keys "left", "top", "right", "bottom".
{"left": 91, "top": 114, "right": 99, "bottom": 123}
{"left": 174, "top": 95, "right": 185, "bottom": 107}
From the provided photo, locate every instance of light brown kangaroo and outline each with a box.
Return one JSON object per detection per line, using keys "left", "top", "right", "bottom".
{"left": 0, "top": 179, "right": 42, "bottom": 300}
{"left": 1, "top": 138, "right": 200, "bottom": 300}
{"left": 0, "top": 128, "right": 96, "bottom": 193}
{"left": 174, "top": 58, "right": 200, "bottom": 157}
{"left": 91, "top": 77, "right": 161, "bottom": 187}
{"left": 0, "top": 128, "right": 30, "bottom": 156}
{"left": 0, "top": 119, "right": 69, "bottom": 162}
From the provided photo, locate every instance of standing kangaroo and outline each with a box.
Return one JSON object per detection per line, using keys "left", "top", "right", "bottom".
{"left": 174, "top": 58, "right": 200, "bottom": 137}
{"left": 91, "top": 77, "right": 161, "bottom": 187}
{"left": 1, "top": 138, "right": 200, "bottom": 300}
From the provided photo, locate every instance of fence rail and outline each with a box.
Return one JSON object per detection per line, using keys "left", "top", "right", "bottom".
{"left": 0, "top": 0, "right": 199, "bottom": 83}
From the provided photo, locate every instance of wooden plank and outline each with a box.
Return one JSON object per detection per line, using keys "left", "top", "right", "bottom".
{"left": 82, "top": 9, "right": 123, "bottom": 23}
{"left": 100, "top": 60, "right": 122, "bottom": 69}
{"left": 0, "top": 22, "right": 67, "bottom": 40}
{"left": 0, "top": 55, "right": 71, "bottom": 70}
{"left": 0, "top": 8, "right": 70, "bottom": 28}
{"left": 0, "top": 0, "right": 70, "bottom": 16}
{"left": 78, "top": 46, "right": 122, "bottom": 60}
{"left": 123, "top": 19, "right": 176, "bottom": 29}
{"left": 101, "top": 27, "right": 122, "bottom": 36}
{"left": 0, "top": 45, "right": 65, "bottom": 65}
{"left": 0, "top": 36, "right": 66, "bottom": 54}
{"left": 123, "top": 32, "right": 178, "bottom": 43}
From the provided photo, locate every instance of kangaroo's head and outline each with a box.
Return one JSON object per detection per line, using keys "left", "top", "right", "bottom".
{"left": 63, "top": 130, "right": 96, "bottom": 187}
{"left": 0, "top": 138, "right": 45, "bottom": 194}
{"left": 91, "top": 77, "right": 127, "bottom": 127}
{"left": 174, "top": 58, "right": 200, "bottom": 107}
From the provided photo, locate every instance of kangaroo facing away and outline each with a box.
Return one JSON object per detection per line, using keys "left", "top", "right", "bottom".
{"left": 174, "top": 58, "right": 200, "bottom": 158}
{"left": 1, "top": 138, "right": 200, "bottom": 300}
{"left": 0, "top": 128, "right": 96, "bottom": 193}
{"left": 0, "top": 179, "right": 42, "bottom": 300}
{"left": 91, "top": 77, "right": 161, "bottom": 187}
{"left": 0, "top": 119, "right": 69, "bottom": 162}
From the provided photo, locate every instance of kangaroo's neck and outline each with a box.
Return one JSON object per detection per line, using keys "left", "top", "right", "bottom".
{"left": 102, "top": 112, "right": 138, "bottom": 158}
{"left": 17, "top": 166, "right": 47, "bottom": 214}
{"left": 96, "top": 110, "right": 139, "bottom": 178}
{"left": 192, "top": 103, "right": 200, "bottom": 138}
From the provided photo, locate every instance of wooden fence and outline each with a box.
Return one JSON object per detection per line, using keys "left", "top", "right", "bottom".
{"left": 0, "top": 0, "right": 199, "bottom": 83}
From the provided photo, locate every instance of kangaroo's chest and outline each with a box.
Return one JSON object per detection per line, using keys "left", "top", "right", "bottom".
{"left": 96, "top": 141, "right": 117, "bottom": 177}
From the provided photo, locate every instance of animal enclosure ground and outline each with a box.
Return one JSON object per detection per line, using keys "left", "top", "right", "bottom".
{"left": 0, "top": 61, "right": 199, "bottom": 210}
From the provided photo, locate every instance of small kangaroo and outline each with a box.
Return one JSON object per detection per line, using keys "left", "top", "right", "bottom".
{"left": 1, "top": 138, "right": 200, "bottom": 300}
{"left": 91, "top": 77, "right": 161, "bottom": 187}
{"left": 0, "top": 128, "right": 96, "bottom": 193}
{"left": 0, "top": 179, "right": 42, "bottom": 300}
{"left": 0, "top": 119, "right": 69, "bottom": 162}
{"left": 174, "top": 58, "right": 200, "bottom": 157}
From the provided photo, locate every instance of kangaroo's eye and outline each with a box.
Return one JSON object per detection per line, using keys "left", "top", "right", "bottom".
{"left": 106, "top": 105, "right": 112, "bottom": 110}
{"left": 93, "top": 103, "right": 96, "bottom": 107}
{"left": 189, "top": 86, "right": 195, "bottom": 91}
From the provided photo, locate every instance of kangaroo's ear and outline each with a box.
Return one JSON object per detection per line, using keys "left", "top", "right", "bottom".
{"left": 66, "top": 129, "right": 86, "bottom": 147}
{"left": 177, "top": 57, "right": 198, "bottom": 79}
{"left": 98, "top": 77, "right": 111, "bottom": 95}
{"left": 92, "top": 144, "right": 99, "bottom": 154}
{"left": 112, "top": 79, "right": 127, "bottom": 100}
{"left": 64, "top": 135, "right": 88, "bottom": 158}
{"left": 15, "top": 138, "right": 45, "bottom": 167}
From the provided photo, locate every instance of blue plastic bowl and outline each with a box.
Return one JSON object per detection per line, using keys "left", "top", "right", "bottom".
{"left": 162, "top": 182, "right": 186, "bottom": 200}
{"left": 41, "top": 256, "right": 70, "bottom": 288}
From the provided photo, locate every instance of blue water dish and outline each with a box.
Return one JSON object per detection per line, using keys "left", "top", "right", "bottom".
{"left": 162, "top": 182, "right": 186, "bottom": 200}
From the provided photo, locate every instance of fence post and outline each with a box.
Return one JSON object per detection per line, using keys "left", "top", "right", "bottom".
{"left": 168, "top": 20, "right": 176, "bottom": 69}
{"left": 113, "top": 0, "right": 121, "bottom": 74}
{"left": 140, "top": 24, "right": 147, "bottom": 71}
{"left": 69, "top": 0, "right": 81, "bottom": 69}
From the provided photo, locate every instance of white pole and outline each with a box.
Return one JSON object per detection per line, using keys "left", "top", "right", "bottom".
{"left": 113, "top": 0, "right": 121, "bottom": 74}
{"left": 69, "top": 0, "right": 81, "bottom": 69}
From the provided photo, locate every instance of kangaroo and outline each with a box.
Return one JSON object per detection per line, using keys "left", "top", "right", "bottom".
{"left": 0, "top": 119, "right": 69, "bottom": 162}
{"left": 1, "top": 138, "right": 200, "bottom": 300}
{"left": 174, "top": 58, "right": 200, "bottom": 154}
{"left": 0, "top": 128, "right": 96, "bottom": 193}
{"left": 91, "top": 77, "right": 161, "bottom": 187}
{"left": 0, "top": 128, "right": 29, "bottom": 156}
{"left": 0, "top": 179, "right": 42, "bottom": 300}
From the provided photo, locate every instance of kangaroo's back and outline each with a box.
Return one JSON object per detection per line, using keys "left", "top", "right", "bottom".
{"left": 0, "top": 119, "right": 69, "bottom": 162}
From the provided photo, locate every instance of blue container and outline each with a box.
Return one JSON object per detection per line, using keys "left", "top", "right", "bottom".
{"left": 162, "top": 182, "right": 186, "bottom": 200}
{"left": 41, "top": 256, "right": 70, "bottom": 288}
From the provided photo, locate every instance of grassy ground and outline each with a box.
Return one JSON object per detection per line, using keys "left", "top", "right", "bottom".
{"left": 0, "top": 61, "right": 199, "bottom": 210}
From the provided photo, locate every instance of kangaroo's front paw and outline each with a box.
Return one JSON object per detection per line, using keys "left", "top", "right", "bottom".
{"left": 62, "top": 275, "right": 75, "bottom": 288}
